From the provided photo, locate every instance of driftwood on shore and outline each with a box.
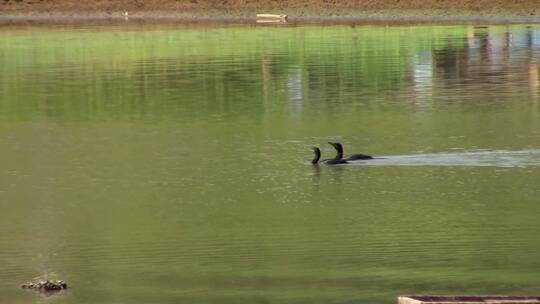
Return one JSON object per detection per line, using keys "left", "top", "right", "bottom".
{"left": 256, "top": 14, "right": 288, "bottom": 23}
{"left": 398, "top": 296, "right": 540, "bottom": 304}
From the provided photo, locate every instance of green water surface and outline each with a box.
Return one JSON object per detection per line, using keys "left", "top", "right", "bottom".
{"left": 1, "top": 24, "right": 539, "bottom": 304}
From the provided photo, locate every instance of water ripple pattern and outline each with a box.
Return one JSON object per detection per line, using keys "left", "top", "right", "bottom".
{"left": 349, "top": 149, "right": 540, "bottom": 167}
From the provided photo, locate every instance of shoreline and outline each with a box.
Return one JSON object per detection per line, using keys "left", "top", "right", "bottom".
{"left": 2, "top": 14, "right": 540, "bottom": 26}
{"left": 2, "top": 0, "right": 540, "bottom": 26}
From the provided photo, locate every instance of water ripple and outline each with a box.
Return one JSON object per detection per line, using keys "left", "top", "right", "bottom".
{"left": 348, "top": 149, "right": 540, "bottom": 167}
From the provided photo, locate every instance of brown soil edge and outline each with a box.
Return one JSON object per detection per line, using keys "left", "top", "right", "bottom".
{"left": 2, "top": 15, "right": 540, "bottom": 27}
{"left": 1, "top": 0, "right": 540, "bottom": 25}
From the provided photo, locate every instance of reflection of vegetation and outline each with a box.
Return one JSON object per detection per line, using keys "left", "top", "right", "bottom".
{"left": 0, "top": 25, "right": 536, "bottom": 125}
{"left": 0, "top": 25, "right": 470, "bottom": 123}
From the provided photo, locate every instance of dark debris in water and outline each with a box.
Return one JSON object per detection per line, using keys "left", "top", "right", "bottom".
{"left": 21, "top": 280, "right": 68, "bottom": 292}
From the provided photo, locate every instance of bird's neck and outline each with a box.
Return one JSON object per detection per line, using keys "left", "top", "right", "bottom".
{"left": 312, "top": 151, "right": 321, "bottom": 164}
{"left": 335, "top": 146, "right": 343, "bottom": 159}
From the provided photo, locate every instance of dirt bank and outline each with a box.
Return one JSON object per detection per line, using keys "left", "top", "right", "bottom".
{"left": 1, "top": 0, "right": 540, "bottom": 23}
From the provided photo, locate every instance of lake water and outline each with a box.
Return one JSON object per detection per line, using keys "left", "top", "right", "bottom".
{"left": 1, "top": 23, "right": 540, "bottom": 304}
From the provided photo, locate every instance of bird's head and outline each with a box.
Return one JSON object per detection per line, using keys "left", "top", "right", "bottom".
{"left": 328, "top": 142, "right": 343, "bottom": 152}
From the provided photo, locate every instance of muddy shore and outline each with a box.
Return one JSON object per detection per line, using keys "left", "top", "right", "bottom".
{"left": 1, "top": 0, "right": 540, "bottom": 24}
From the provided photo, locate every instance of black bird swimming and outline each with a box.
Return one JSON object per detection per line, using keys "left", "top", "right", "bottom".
{"left": 328, "top": 142, "right": 374, "bottom": 161}
{"left": 311, "top": 147, "right": 349, "bottom": 165}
